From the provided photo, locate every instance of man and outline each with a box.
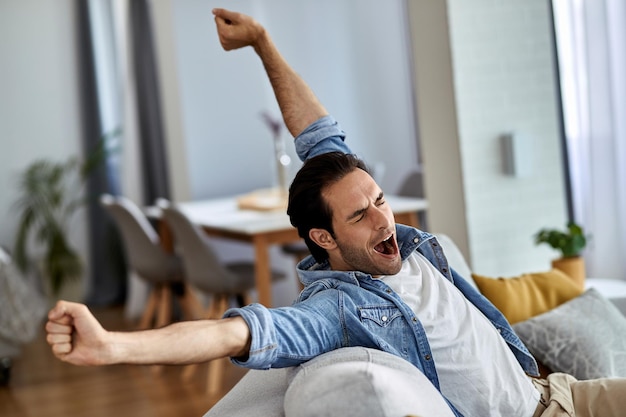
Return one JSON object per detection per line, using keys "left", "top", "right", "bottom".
{"left": 47, "top": 8, "right": 625, "bottom": 417}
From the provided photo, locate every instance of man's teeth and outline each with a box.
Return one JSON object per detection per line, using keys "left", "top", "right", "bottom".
{"left": 374, "top": 235, "right": 394, "bottom": 254}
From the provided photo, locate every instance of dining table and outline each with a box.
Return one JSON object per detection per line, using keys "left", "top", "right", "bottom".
{"left": 151, "top": 194, "right": 428, "bottom": 307}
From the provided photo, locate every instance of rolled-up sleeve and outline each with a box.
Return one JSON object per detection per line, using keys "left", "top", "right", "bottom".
{"left": 223, "top": 292, "right": 349, "bottom": 369}
{"left": 294, "top": 115, "right": 352, "bottom": 161}
{"left": 223, "top": 303, "right": 279, "bottom": 369}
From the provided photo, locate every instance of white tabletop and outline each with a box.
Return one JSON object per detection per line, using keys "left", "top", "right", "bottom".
{"left": 585, "top": 278, "right": 626, "bottom": 297}
{"left": 150, "top": 195, "right": 428, "bottom": 236}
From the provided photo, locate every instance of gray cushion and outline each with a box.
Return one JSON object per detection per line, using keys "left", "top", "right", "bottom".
{"left": 513, "top": 288, "right": 626, "bottom": 379}
{"left": 283, "top": 347, "right": 454, "bottom": 417}
{"left": 203, "top": 367, "right": 291, "bottom": 417}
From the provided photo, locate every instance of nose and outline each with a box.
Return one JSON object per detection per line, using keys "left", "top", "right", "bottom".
{"left": 371, "top": 205, "right": 393, "bottom": 230}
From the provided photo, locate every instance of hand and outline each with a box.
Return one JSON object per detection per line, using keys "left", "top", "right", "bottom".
{"left": 46, "top": 301, "right": 111, "bottom": 366}
{"left": 212, "top": 8, "right": 267, "bottom": 51}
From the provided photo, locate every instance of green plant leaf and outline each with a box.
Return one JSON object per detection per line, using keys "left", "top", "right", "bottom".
{"left": 534, "top": 222, "right": 587, "bottom": 258}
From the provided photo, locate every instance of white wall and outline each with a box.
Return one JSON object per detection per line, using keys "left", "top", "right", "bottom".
{"left": 410, "top": 0, "right": 568, "bottom": 277}
{"left": 449, "top": 0, "right": 568, "bottom": 276}
{"left": 0, "top": 0, "right": 88, "bottom": 297}
{"left": 161, "top": 0, "right": 419, "bottom": 201}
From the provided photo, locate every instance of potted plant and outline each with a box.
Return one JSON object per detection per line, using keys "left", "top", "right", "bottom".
{"left": 534, "top": 221, "right": 587, "bottom": 289}
{"left": 12, "top": 137, "right": 110, "bottom": 297}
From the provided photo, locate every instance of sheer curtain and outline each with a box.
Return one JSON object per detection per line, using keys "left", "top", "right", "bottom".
{"left": 553, "top": 0, "right": 626, "bottom": 281}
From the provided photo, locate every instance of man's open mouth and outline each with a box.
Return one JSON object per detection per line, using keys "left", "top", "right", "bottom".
{"left": 374, "top": 235, "right": 397, "bottom": 255}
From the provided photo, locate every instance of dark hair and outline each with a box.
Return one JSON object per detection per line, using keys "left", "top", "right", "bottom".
{"left": 287, "top": 152, "right": 370, "bottom": 262}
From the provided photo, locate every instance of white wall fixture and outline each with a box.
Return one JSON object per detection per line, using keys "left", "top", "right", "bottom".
{"left": 500, "top": 132, "right": 533, "bottom": 178}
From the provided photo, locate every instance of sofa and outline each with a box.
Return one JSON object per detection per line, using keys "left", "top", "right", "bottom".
{"left": 204, "top": 234, "right": 626, "bottom": 417}
{"left": 0, "top": 247, "right": 48, "bottom": 385}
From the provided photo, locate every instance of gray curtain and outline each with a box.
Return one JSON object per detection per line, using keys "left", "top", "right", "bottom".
{"left": 75, "top": 0, "right": 127, "bottom": 307}
{"left": 129, "top": 0, "right": 171, "bottom": 205}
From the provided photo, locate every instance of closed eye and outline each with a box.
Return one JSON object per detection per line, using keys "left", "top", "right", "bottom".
{"left": 375, "top": 192, "right": 385, "bottom": 206}
{"left": 350, "top": 192, "right": 385, "bottom": 223}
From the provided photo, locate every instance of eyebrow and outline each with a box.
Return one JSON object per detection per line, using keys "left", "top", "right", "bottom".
{"left": 346, "top": 192, "right": 384, "bottom": 222}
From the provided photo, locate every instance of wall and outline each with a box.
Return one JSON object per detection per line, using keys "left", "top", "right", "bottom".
{"left": 0, "top": 0, "right": 87, "bottom": 298}
{"left": 159, "top": 0, "right": 419, "bottom": 201}
{"left": 409, "top": 0, "right": 568, "bottom": 276}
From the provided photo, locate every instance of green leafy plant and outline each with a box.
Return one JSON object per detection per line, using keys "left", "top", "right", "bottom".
{"left": 13, "top": 134, "right": 113, "bottom": 295}
{"left": 534, "top": 222, "right": 587, "bottom": 258}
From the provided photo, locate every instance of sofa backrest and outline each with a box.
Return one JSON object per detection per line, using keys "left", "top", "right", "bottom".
{"left": 434, "top": 233, "right": 478, "bottom": 290}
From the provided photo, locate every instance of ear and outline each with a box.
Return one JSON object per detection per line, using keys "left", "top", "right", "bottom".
{"left": 309, "top": 228, "right": 337, "bottom": 250}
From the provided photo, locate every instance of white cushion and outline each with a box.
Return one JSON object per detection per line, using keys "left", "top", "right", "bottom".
{"left": 283, "top": 347, "right": 454, "bottom": 417}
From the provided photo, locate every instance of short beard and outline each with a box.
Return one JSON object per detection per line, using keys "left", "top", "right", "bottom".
{"left": 335, "top": 239, "right": 402, "bottom": 277}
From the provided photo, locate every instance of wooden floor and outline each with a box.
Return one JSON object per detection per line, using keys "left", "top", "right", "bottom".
{"left": 0, "top": 306, "right": 248, "bottom": 417}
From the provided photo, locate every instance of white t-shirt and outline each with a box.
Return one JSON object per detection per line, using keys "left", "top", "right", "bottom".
{"left": 381, "top": 252, "right": 540, "bottom": 417}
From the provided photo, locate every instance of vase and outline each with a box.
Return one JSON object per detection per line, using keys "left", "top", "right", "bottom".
{"left": 273, "top": 133, "right": 291, "bottom": 196}
{"left": 551, "top": 256, "right": 586, "bottom": 290}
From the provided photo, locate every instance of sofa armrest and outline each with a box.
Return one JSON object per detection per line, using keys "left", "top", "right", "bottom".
{"left": 205, "top": 347, "right": 454, "bottom": 417}
{"left": 203, "top": 367, "right": 292, "bottom": 417}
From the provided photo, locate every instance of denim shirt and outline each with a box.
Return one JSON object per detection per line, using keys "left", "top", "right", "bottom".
{"left": 224, "top": 115, "right": 539, "bottom": 416}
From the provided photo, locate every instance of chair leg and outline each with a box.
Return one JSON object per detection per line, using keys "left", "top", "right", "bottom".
{"left": 156, "top": 284, "right": 173, "bottom": 329}
{"left": 206, "top": 295, "right": 229, "bottom": 396}
{"left": 181, "top": 294, "right": 219, "bottom": 382}
{"left": 138, "top": 285, "right": 160, "bottom": 330}
{"left": 181, "top": 294, "right": 230, "bottom": 396}
{"left": 178, "top": 283, "right": 205, "bottom": 321}
{"left": 152, "top": 284, "right": 174, "bottom": 375}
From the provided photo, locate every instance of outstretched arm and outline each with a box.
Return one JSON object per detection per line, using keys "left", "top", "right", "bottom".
{"left": 46, "top": 301, "right": 251, "bottom": 366}
{"left": 212, "top": 8, "right": 328, "bottom": 138}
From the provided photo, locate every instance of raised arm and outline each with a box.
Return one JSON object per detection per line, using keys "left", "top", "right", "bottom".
{"left": 46, "top": 301, "right": 250, "bottom": 366}
{"left": 212, "top": 8, "right": 328, "bottom": 137}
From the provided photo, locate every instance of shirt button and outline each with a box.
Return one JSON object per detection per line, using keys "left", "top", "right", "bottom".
{"left": 412, "top": 317, "right": 417, "bottom": 322}
{"left": 413, "top": 237, "right": 419, "bottom": 243}
{"left": 386, "top": 289, "right": 392, "bottom": 294}
{"left": 381, "top": 316, "right": 388, "bottom": 322}
{"left": 424, "top": 354, "right": 431, "bottom": 361}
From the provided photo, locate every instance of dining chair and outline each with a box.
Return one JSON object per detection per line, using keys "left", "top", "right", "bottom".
{"left": 281, "top": 241, "right": 309, "bottom": 291}
{"left": 99, "top": 194, "right": 198, "bottom": 331}
{"left": 396, "top": 168, "right": 429, "bottom": 230}
{"left": 157, "top": 199, "right": 286, "bottom": 395}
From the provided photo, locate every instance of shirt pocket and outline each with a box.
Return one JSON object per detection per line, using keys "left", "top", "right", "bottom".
{"left": 356, "top": 305, "right": 412, "bottom": 359}
{"left": 358, "top": 306, "right": 403, "bottom": 328}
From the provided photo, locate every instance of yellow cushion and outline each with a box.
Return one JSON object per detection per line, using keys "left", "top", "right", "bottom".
{"left": 472, "top": 269, "right": 584, "bottom": 324}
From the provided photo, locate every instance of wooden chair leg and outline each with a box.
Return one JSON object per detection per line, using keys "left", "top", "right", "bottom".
{"left": 151, "top": 284, "right": 174, "bottom": 375}
{"left": 181, "top": 294, "right": 230, "bottom": 396}
{"left": 156, "top": 285, "right": 172, "bottom": 329}
{"left": 205, "top": 295, "right": 229, "bottom": 395}
{"left": 178, "top": 283, "right": 205, "bottom": 321}
{"left": 181, "top": 294, "right": 218, "bottom": 382}
{"left": 207, "top": 356, "right": 226, "bottom": 397}
{"left": 138, "top": 285, "right": 160, "bottom": 330}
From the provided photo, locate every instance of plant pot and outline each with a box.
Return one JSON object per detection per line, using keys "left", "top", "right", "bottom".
{"left": 551, "top": 256, "right": 586, "bottom": 290}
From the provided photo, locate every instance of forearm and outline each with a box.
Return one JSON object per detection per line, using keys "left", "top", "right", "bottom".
{"left": 107, "top": 317, "right": 250, "bottom": 365}
{"left": 253, "top": 30, "right": 328, "bottom": 137}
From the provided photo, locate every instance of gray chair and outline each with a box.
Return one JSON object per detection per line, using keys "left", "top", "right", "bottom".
{"left": 397, "top": 168, "right": 429, "bottom": 230}
{"left": 100, "top": 194, "right": 197, "bottom": 331}
{"left": 157, "top": 199, "right": 285, "bottom": 394}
